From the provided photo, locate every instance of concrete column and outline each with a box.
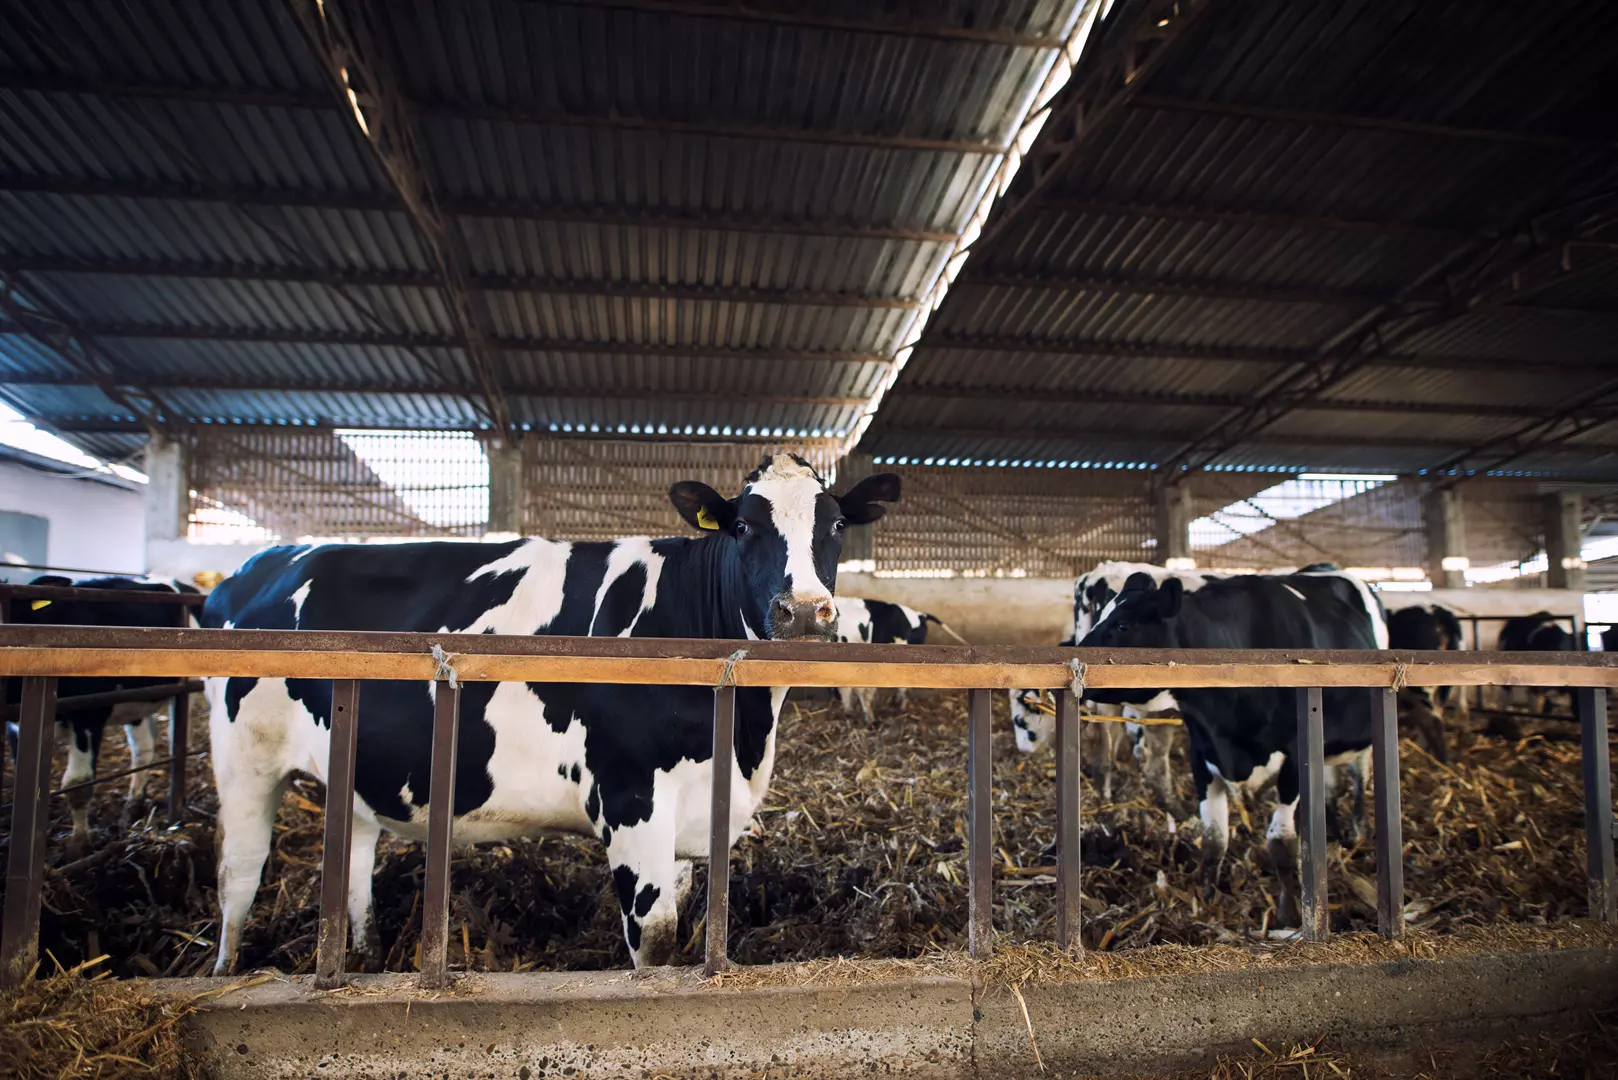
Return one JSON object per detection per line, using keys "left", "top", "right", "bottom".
{"left": 1544, "top": 491, "right": 1587, "bottom": 591}
{"left": 836, "top": 452, "right": 876, "bottom": 572}
{"left": 143, "top": 434, "right": 189, "bottom": 542}
{"left": 1153, "top": 482, "right": 1194, "bottom": 568}
{"left": 1422, "top": 487, "right": 1468, "bottom": 589}
{"left": 485, "top": 436, "right": 524, "bottom": 537}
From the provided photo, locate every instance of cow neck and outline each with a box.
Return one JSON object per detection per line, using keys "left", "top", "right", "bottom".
{"left": 650, "top": 534, "right": 757, "bottom": 642}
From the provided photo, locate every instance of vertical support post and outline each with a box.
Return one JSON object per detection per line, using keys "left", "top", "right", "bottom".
{"left": 705, "top": 685, "right": 737, "bottom": 975}
{"left": 419, "top": 680, "right": 461, "bottom": 989}
{"left": 1153, "top": 481, "right": 1195, "bottom": 568}
{"left": 967, "top": 687, "right": 994, "bottom": 959}
{"left": 483, "top": 436, "right": 523, "bottom": 538}
{"left": 316, "top": 680, "right": 362, "bottom": 989}
{"left": 1577, "top": 687, "right": 1616, "bottom": 923}
{"left": 167, "top": 600, "right": 193, "bottom": 823}
{"left": 1370, "top": 688, "right": 1405, "bottom": 939}
{"left": 1422, "top": 487, "right": 1468, "bottom": 589}
{"left": 1054, "top": 687, "right": 1083, "bottom": 949}
{"left": 1544, "top": 492, "right": 1587, "bottom": 592}
{"left": 1296, "top": 686, "right": 1328, "bottom": 942}
{"left": 1, "top": 676, "right": 58, "bottom": 989}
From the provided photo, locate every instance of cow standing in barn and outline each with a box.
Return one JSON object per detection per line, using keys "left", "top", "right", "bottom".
{"left": 201, "top": 454, "right": 899, "bottom": 975}
{"left": 1384, "top": 604, "right": 1465, "bottom": 762}
{"left": 4, "top": 575, "right": 200, "bottom": 852}
{"left": 1491, "top": 612, "right": 1578, "bottom": 736}
{"left": 831, "top": 598, "right": 955, "bottom": 723}
{"left": 1077, "top": 568, "right": 1387, "bottom": 927}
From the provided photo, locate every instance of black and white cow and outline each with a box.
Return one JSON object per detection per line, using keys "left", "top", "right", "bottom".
{"left": 1078, "top": 568, "right": 1387, "bottom": 926}
{"left": 4, "top": 575, "right": 200, "bottom": 852}
{"left": 1494, "top": 612, "right": 1577, "bottom": 722}
{"left": 1384, "top": 603, "right": 1466, "bottom": 761}
{"left": 832, "top": 598, "right": 947, "bottom": 722}
{"left": 201, "top": 454, "right": 899, "bottom": 975}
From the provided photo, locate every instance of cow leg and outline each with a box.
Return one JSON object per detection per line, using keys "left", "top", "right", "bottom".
{"left": 213, "top": 767, "right": 288, "bottom": 976}
{"left": 857, "top": 687, "right": 877, "bottom": 727}
{"left": 347, "top": 813, "right": 384, "bottom": 971}
{"left": 1139, "top": 724, "right": 1184, "bottom": 817}
{"left": 61, "top": 714, "right": 108, "bottom": 856}
{"left": 1086, "top": 720, "right": 1118, "bottom": 802}
{"left": 604, "top": 799, "right": 681, "bottom": 968}
{"left": 122, "top": 713, "right": 158, "bottom": 822}
{"left": 1267, "top": 763, "right": 1303, "bottom": 929}
{"left": 1322, "top": 764, "right": 1344, "bottom": 845}
{"left": 894, "top": 688, "right": 909, "bottom": 711}
{"left": 1192, "top": 757, "right": 1229, "bottom": 889}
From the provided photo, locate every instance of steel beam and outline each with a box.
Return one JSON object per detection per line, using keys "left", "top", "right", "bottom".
{"left": 964, "top": 271, "right": 1385, "bottom": 307}
{"left": 289, "top": 0, "right": 510, "bottom": 434}
{"left": 0, "top": 174, "right": 956, "bottom": 244}
{"left": 569, "top": 0, "right": 1068, "bottom": 48}
{"left": 1036, "top": 197, "right": 1483, "bottom": 239}
{"left": 1427, "top": 380, "right": 1618, "bottom": 484}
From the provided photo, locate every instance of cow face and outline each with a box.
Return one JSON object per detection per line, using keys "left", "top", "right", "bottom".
{"left": 670, "top": 454, "right": 900, "bottom": 640}
{"left": 1009, "top": 687, "right": 1055, "bottom": 751}
{"left": 1078, "top": 572, "right": 1181, "bottom": 705}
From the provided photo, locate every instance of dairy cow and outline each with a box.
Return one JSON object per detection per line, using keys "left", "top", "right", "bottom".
{"left": 1494, "top": 612, "right": 1577, "bottom": 726}
{"left": 1078, "top": 568, "right": 1387, "bottom": 927}
{"left": 1385, "top": 604, "right": 1465, "bottom": 761}
{"left": 831, "top": 598, "right": 945, "bottom": 722}
{"left": 201, "top": 454, "right": 899, "bottom": 974}
{"left": 4, "top": 575, "right": 199, "bottom": 852}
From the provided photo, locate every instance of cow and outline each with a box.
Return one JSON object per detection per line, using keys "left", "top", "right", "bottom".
{"left": 831, "top": 598, "right": 947, "bottom": 722}
{"left": 1077, "top": 568, "right": 1387, "bottom": 927}
{"left": 200, "top": 454, "right": 899, "bottom": 976}
{"left": 4, "top": 575, "right": 200, "bottom": 852}
{"left": 1492, "top": 612, "right": 1577, "bottom": 731}
{"left": 1384, "top": 604, "right": 1465, "bottom": 761}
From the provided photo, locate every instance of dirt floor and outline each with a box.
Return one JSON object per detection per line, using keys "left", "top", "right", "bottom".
{"left": 1, "top": 687, "right": 1613, "bottom": 979}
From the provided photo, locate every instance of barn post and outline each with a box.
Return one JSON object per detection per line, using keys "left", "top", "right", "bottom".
{"left": 420, "top": 677, "right": 462, "bottom": 989}
{"left": 1576, "top": 687, "right": 1616, "bottom": 923}
{"left": 1544, "top": 492, "right": 1588, "bottom": 593}
{"left": 1370, "top": 688, "right": 1405, "bottom": 938}
{"left": 1152, "top": 481, "right": 1195, "bottom": 568}
{"left": 167, "top": 601, "right": 193, "bottom": 823}
{"left": 1, "top": 676, "right": 58, "bottom": 989}
{"left": 484, "top": 435, "right": 524, "bottom": 538}
{"left": 705, "top": 683, "right": 737, "bottom": 975}
{"left": 1054, "top": 687, "right": 1083, "bottom": 950}
{"left": 143, "top": 432, "right": 190, "bottom": 543}
{"left": 967, "top": 687, "right": 994, "bottom": 958}
{"left": 1421, "top": 487, "right": 1468, "bottom": 589}
{"left": 1295, "top": 687, "right": 1328, "bottom": 941}
{"left": 316, "top": 680, "right": 363, "bottom": 988}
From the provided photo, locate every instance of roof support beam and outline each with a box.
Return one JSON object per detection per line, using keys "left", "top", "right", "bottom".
{"left": 288, "top": 0, "right": 510, "bottom": 433}
{"left": 1132, "top": 95, "right": 1618, "bottom": 154}
{"left": 0, "top": 73, "right": 1000, "bottom": 155}
{"left": 566, "top": 1, "right": 1067, "bottom": 48}
{"left": 1429, "top": 380, "right": 1618, "bottom": 486}
{"left": 0, "top": 174, "right": 955, "bottom": 244}
{"left": 978, "top": 0, "right": 1213, "bottom": 249}
{"left": 963, "top": 271, "right": 1385, "bottom": 306}
{"left": 1035, "top": 197, "right": 1484, "bottom": 239}
{"left": 0, "top": 256, "right": 919, "bottom": 310}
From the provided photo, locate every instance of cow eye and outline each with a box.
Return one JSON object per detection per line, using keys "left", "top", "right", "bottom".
{"left": 734, "top": 519, "right": 750, "bottom": 538}
{"left": 832, "top": 518, "right": 847, "bottom": 532}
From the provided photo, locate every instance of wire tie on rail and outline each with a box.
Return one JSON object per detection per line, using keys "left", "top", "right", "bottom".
{"left": 716, "top": 648, "right": 747, "bottom": 690}
{"left": 1069, "top": 658, "right": 1088, "bottom": 702}
{"left": 431, "top": 643, "right": 460, "bottom": 689}
{"left": 1390, "top": 660, "right": 1409, "bottom": 694}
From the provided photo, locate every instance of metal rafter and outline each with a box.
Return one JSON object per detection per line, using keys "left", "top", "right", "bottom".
{"left": 0, "top": 271, "right": 177, "bottom": 438}
{"left": 1, "top": 73, "right": 1000, "bottom": 156}
{"left": 0, "top": 174, "right": 955, "bottom": 244}
{"left": 976, "top": 0, "right": 1213, "bottom": 251}
{"left": 566, "top": 0, "right": 1068, "bottom": 48}
{"left": 1428, "top": 380, "right": 1618, "bottom": 486}
{"left": 1150, "top": 195, "right": 1618, "bottom": 482}
{"left": 1034, "top": 197, "right": 1484, "bottom": 239}
{"left": 0, "top": 256, "right": 918, "bottom": 310}
{"left": 963, "top": 270, "right": 1384, "bottom": 306}
{"left": 289, "top": 0, "right": 496, "bottom": 432}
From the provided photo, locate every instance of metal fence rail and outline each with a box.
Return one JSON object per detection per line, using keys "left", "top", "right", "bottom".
{"left": 0, "top": 627, "right": 1613, "bottom": 991}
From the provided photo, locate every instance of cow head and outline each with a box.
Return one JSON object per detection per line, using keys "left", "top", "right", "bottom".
{"left": 1009, "top": 687, "right": 1056, "bottom": 752}
{"left": 1078, "top": 571, "right": 1182, "bottom": 705}
{"left": 670, "top": 454, "right": 900, "bottom": 641}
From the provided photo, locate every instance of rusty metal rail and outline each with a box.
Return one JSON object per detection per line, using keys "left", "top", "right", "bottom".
{"left": 0, "top": 626, "right": 1613, "bottom": 990}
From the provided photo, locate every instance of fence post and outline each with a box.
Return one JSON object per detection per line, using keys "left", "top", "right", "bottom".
{"left": 419, "top": 679, "right": 461, "bottom": 989}
{"left": 1370, "top": 687, "right": 1404, "bottom": 939}
{"left": 167, "top": 602, "right": 192, "bottom": 822}
{"left": 1576, "top": 687, "right": 1616, "bottom": 923}
{"left": 705, "top": 684, "right": 737, "bottom": 975}
{"left": 1296, "top": 686, "right": 1328, "bottom": 942}
{"left": 316, "top": 680, "right": 362, "bottom": 989}
{"left": 967, "top": 687, "right": 993, "bottom": 959}
{"left": 1, "top": 676, "right": 58, "bottom": 989}
{"left": 1054, "top": 687, "right": 1082, "bottom": 950}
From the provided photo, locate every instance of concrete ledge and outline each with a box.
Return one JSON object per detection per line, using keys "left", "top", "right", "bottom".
{"left": 173, "top": 946, "right": 1618, "bottom": 1079}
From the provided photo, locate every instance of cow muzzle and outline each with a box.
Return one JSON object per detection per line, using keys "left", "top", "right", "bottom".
{"left": 770, "top": 593, "right": 836, "bottom": 641}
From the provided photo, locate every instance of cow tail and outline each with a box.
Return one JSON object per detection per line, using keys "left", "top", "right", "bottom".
{"left": 923, "top": 615, "right": 971, "bottom": 645}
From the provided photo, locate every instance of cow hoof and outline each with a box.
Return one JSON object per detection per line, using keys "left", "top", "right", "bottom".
{"left": 68, "top": 832, "right": 91, "bottom": 860}
{"left": 1275, "top": 894, "right": 1302, "bottom": 930}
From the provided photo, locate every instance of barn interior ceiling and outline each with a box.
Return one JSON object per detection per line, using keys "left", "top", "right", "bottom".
{"left": 1, "top": 0, "right": 1616, "bottom": 485}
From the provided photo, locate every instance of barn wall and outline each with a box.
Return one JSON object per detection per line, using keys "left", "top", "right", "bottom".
{"left": 0, "top": 461, "right": 144, "bottom": 575}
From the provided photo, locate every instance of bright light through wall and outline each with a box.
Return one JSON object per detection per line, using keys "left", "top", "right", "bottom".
{"left": 1190, "top": 475, "right": 1392, "bottom": 550}
{"left": 335, "top": 429, "right": 490, "bottom": 529}
{"left": 0, "top": 402, "right": 148, "bottom": 484}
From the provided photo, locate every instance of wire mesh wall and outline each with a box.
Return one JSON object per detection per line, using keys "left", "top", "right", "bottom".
{"left": 1191, "top": 476, "right": 1428, "bottom": 571}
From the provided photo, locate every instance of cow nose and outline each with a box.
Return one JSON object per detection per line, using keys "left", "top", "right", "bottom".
{"left": 772, "top": 595, "right": 836, "bottom": 639}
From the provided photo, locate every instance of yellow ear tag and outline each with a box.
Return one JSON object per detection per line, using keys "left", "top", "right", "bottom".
{"left": 695, "top": 506, "right": 720, "bottom": 531}
{"left": 30, "top": 600, "right": 52, "bottom": 611}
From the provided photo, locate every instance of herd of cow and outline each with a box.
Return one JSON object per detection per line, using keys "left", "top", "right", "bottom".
{"left": 1, "top": 454, "right": 1589, "bottom": 974}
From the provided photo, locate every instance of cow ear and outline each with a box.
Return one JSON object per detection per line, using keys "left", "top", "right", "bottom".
{"left": 1155, "top": 577, "right": 1184, "bottom": 618}
{"left": 836, "top": 472, "right": 901, "bottom": 525}
{"left": 30, "top": 575, "right": 71, "bottom": 587}
{"left": 669, "top": 481, "right": 736, "bottom": 533}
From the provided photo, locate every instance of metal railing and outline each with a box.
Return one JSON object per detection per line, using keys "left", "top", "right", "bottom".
{"left": 0, "top": 626, "right": 1614, "bottom": 991}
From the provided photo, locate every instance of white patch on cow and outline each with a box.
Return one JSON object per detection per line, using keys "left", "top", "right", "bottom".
{"left": 398, "top": 781, "right": 417, "bottom": 813}
{"left": 454, "top": 683, "right": 594, "bottom": 840}
{"left": 123, "top": 713, "right": 157, "bottom": 801}
{"left": 1267, "top": 797, "right": 1298, "bottom": 841}
{"left": 289, "top": 581, "right": 313, "bottom": 620}
{"left": 60, "top": 724, "right": 95, "bottom": 843}
{"left": 898, "top": 604, "right": 924, "bottom": 632}
{"left": 834, "top": 598, "right": 872, "bottom": 643}
{"left": 1301, "top": 567, "right": 1388, "bottom": 649}
{"left": 594, "top": 539, "right": 664, "bottom": 637}
{"left": 1199, "top": 774, "right": 1230, "bottom": 853}
{"left": 1282, "top": 584, "right": 1306, "bottom": 602}
{"left": 460, "top": 539, "right": 573, "bottom": 634}
{"left": 746, "top": 454, "right": 831, "bottom": 604}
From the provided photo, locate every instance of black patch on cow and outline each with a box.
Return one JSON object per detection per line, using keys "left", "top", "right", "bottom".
{"left": 600, "top": 824, "right": 612, "bottom": 847}
{"left": 625, "top": 917, "right": 642, "bottom": 951}
{"left": 590, "top": 562, "right": 648, "bottom": 637}
{"left": 612, "top": 865, "right": 639, "bottom": 915}
{"left": 585, "top": 781, "right": 601, "bottom": 824}
{"left": 557, "top": 764, "right": 566, "bottom": 778}
{"left": 634, "top": 883, "right": 660, "bottom": 918}
{"left": 570, "top": 763, "right": 581, "bottom": 783}
{"left": 224, "top": 678, "right": 257, "bottom": 722}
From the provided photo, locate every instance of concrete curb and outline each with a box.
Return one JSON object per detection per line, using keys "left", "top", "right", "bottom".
{"left": 173, "top": 946, "right": 1618, "bottom": 1079}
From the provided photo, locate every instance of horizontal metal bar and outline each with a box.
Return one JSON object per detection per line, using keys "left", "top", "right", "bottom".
{"left": 0, "top": 626, "right": 1614, "bottom": 689}
{"left": 964, "top": 271, "right": 1385, "bottom": 306}
{"left": 0, "top": 174, "right": 957, "bottom": 244}
{"left": 0, "top": 584, "right": 204, "bottom": 606}
{"left": 1035, "top": 197, "right": 1485, "bottom": 239}
{"left": 568, "top": 0, "right": 1068, "bottom": 48}
{"left": 1, "top": 679, "right": 200, "bottom": 720}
